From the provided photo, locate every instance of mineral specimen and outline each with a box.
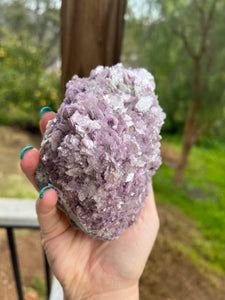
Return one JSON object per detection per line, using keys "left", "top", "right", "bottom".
{"left": 38, "top": 63, "right": 166, "bottom": 240}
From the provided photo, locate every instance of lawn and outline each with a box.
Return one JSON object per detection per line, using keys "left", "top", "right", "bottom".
{"left": 154, "top": 136, "right": 225, "bottom": 273}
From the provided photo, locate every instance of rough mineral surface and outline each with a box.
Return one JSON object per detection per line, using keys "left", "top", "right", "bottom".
{"left": 39, "top": 63, "right": 166, "bottom": 240}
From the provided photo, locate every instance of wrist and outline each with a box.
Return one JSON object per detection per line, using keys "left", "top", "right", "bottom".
{"left": 89, "top": 284, "right": 139, "bottom": 300}
{"left": 64, "top": 283, "right": 139, "bottom": 300}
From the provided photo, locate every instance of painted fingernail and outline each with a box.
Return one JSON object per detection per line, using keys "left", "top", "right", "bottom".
{"left": 39, "top": 186, "right": 53, "bottom": 198}
{"left": 40, "top": 106, "right": 53, "bottom": 119}
{"left": 20, "top": 146, "right": 34, "bottom": 159}
{"left": 39, "top": 185, "right": 62, "bottom": 203}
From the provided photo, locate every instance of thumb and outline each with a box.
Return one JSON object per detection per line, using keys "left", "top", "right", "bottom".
{"left": 36, "top": 186, "right": 70, "bottom": 245}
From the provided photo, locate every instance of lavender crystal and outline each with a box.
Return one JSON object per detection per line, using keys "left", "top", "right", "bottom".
{"left": 39, "top": 63, "right": 165, "bottom": 240}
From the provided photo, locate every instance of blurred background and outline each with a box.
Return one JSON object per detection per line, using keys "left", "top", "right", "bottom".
{"left": 0, "top": 0, "right": 224, "bottom": 299}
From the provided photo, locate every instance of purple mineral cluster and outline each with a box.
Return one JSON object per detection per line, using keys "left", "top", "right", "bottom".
{"left": 39, "top": 63, "right": 166, "bottom": 240}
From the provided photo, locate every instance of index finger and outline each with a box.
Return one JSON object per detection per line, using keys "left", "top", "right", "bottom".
{"left": 39, "top": 108, "right": 56, "bottom": 135}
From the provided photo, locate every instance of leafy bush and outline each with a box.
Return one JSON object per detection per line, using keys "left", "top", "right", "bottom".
{"left": 0, "top": 27, "right": 60, "bottom": 128}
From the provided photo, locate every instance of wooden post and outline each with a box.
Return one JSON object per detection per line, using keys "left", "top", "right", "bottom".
{"left": 60, "top": 0, "right": 127, "bottom": 98}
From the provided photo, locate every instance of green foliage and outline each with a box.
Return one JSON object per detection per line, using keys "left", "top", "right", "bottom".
{"left": 0, "top": 0, "right": 60, "bottom": 68}
{"left": 123, "top": 0, "right": 225, "bottom": 137}
{"left": 153, "top": 138, "right": 225, "bottom": 272}
{"left": 0, "top": 0, "right": 60, "bottom": 128}
{"left": 0, "top": 27, "right": 60, "bottom": 127}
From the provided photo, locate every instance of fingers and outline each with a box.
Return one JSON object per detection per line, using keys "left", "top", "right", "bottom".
{"left": 20, "top": 107, "right": 71, "bottom": 246}
{"left": 20, "top": 144, "right": 71, "bottom": 245}
{"left": 20, "top": 107, "right": 56, "bottom": 188}
{"left": 36, "top": 187, "right": 70, "bottom": 245}
{"left": 39, "top": 107, "right": 56, "bottom": 135}
{"left": 20, "top": 147, "right": 40, "bottom": 190}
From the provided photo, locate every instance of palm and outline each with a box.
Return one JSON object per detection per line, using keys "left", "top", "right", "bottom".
{"left": 42, "top": 191, "right": 158, "bottom": 299}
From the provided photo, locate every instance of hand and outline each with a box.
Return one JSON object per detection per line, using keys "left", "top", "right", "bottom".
{"left": 20, "top": 109, "right": 160, "bottom": 300}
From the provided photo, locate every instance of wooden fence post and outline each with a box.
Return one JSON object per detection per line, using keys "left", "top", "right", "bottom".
{"left": 60, "top": 0, "right": 127, "bottom": 98}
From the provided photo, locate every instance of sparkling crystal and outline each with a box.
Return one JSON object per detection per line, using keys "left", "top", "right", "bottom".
{"left": 38, "top": 63, "right": 166, "bottom": 240}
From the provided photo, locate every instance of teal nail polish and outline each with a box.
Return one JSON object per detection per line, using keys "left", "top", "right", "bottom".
{"left": 39, "top": 186, "right": 52, "bottom": 198}
{"left": 40, "top": 106, "right": 53, "bottom": 119}
{"left": 20, "top": 146, "right": 34, "bottom": 159}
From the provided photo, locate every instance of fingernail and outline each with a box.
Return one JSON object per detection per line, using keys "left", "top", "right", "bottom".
{"left": 40, "top": 106, "right": 53, "bottom": 119}
{"left": 39, "top": 186, "right": 53, "bottom": 198}
{"left": 39, "top": 185, "right": 62, "bottom": 203}
{"left": 20, "top": 146, "right": 34, "bottom": 159}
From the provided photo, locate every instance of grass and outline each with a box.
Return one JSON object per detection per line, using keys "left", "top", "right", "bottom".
{"left": 154, "top": 137, "right": 225, "bottom": 273}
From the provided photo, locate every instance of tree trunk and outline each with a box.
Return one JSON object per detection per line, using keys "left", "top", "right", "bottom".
{"left": 173, "top": 137, "right": 193, "bottom": 186}
{"left": 173, "top": 103, "right": 197, "bottom": 186}
{"left": 172, "top": 1, "right": 217, "bottom": 187}
{"left": 173, "top": 58, "right": 201, "bottom": 186}
{"left": 60, "top": 0, "right": 127, "bottom": 98}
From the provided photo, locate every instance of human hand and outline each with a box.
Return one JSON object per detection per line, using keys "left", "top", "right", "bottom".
{"left": 20, "top": 108, "right": 160, "bottom": 300}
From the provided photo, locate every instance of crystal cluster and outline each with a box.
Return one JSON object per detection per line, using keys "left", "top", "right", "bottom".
{"left": 39, "top": 63, "right": 166, "bottom": 240}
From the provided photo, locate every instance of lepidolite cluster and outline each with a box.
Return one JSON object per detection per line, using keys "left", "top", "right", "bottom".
{"left": 39, "top": 63, "right": 165, "bottom": 240}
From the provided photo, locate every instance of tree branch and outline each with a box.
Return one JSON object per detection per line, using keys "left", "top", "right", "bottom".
{"left": 193, "top": 0, "right": 206, "bottom": 33}
{"left": 170, "top": 25, "right": 197, "bottom": 59}
{"left": 198, "top": 0, "right": 218, "bottom": 56}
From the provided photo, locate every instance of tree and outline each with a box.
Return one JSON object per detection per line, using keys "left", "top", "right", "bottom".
{"left": 60, "top": 0, "right": 127, "bottom": 97}
{"left": 161, "top": 0, "right": 224, "bottom": 185}
{"left": 0, "top": 0, "right": 60, "bottom": 69}
{"left": 0, "top": 0, "right": 61, "bottom": 128}
{"left": 123, "top": 0, "right": 225, "bottom": 186}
